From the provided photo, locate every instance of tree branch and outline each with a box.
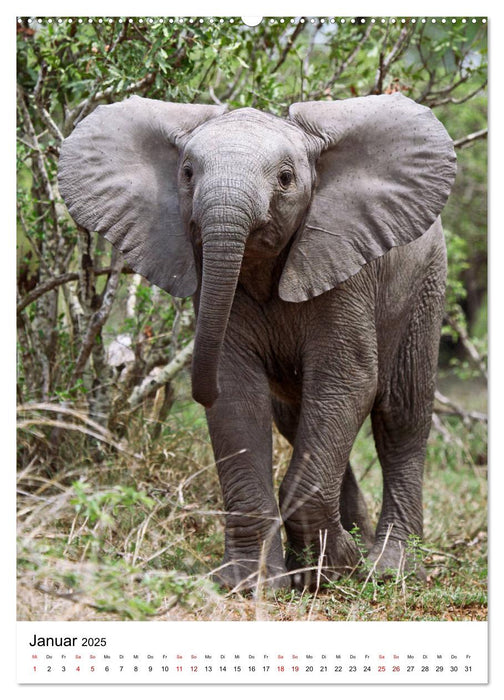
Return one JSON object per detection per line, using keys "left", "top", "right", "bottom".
{"left": 270, "top": 20, "right": 306, "bottom": 74}
{"left": 17, "top": 272, "right": 78, "bottom": 314}
{"left": 62, "top": 19, "right": 158, "bottom": 134}
{"left": 33, "top": 62, "right": 64, "bottom": 144}
{"left": 128, "top": 340, "right": 194, "bottom": 408}
{"left": 434, "top": 390, "right": 487, "bottom": 424}
{"left": 69, "top": 252, "right": 124, "bottom": 385}
{"left": 331, "top": 23, "right": 374, "bottom": 84}
{"left": 426, "top": 79, "right": 487, "bottom": 107}
{"left": 444, "top": 314, "right": 488, "bottom": 380}
{"left": 17, "top": 84, "right": 55, "bottom": 204}
{"left": 372, "top": 24, "right": 412, "bottom": 95}
{"left": 307, "top": 23, "right": 374, "bottom": 100}
{"left": 107, "top": 18, "right": 129, "bottom": 55}
{"left": 453, "top": 128, "right": 488, "bottom": 149}
{"left": 16, "top": 266, "right": 133, "bottom": 315}
{"left": 65, "top": 73, "right": 156, "bottom": 132}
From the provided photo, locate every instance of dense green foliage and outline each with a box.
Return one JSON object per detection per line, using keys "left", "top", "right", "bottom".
{"left": 17, "top": 16, "right": 487, "bottom": 621}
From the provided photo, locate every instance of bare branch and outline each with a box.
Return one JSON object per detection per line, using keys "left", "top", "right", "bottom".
{"left": 416, "top": 63, "right": 438, "bottom": 104}
{"left": 331, "top": 23, "right": 374, "bottom": 84}
{"left": 453, "top": 128, "right": 488, "bottom": 149}
{"left": 17, "top": 84, "right": 68, "bottom": 267}
{"left": 270, "top": 20, "right": 306, "bottom": 74}
{"left": 70, "top": 252, "right": 124, "bottom": 385}
{"left": 65, "top": 73, "right": 155, "bottom": 132}
{"left": 107, "top": 18, "right": 129, "bottom": 55}
{"left": 33, "top": 62, "right": 64, "bottom": 144}
{"left": 220, "top": 65, "right": 245, "bottom": 101}
{"left": 194, "top": 58, "right": 218, "bottom": 101}
{"left": 130, "top": 20, "right": 153, "bottom": 47}
{"left": 208, "top": 86, "right": 224, "bottom": 106}
{"left": 427, "top": 74, "right": 470, "bottom": 97}
{"left": 444, "top": 314, "right": 488, "bottom": 380}
{"left": 17, "top": 272, "right": 78, "bottom": 314}
{"left": 426, "top": 79, "right": 487, "bottom": 107}
{"left": 128, "top": 340, "right": 194, "bottom": 409}
{"left": 16, "top": 266, "right": 133, "bottom": 315}
{"left": 434, "top": 390, "right": 487, "bottom": 424}
{"left": 372, "top": 24, "right": 412, "bottom": 95}
{"left": 17, "top": 84, "right": 55, "bottom": 204}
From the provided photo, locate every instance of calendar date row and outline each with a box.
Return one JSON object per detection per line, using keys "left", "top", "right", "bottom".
{"left": 33, "top": 663, "right": 474, "bottom": 674}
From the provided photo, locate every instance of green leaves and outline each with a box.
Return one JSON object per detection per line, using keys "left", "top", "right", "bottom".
{"left": 70, "top": 481, "right": 155, "bottom": 525}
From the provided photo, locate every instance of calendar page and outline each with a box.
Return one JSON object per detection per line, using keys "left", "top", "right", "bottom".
{"left": 15, "top": 6, "right": 489, "bottom": 689}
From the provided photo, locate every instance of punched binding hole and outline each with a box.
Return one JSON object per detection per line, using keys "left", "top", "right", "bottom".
{"left": 241, "top": 16, "right": 263, "bottom": 26}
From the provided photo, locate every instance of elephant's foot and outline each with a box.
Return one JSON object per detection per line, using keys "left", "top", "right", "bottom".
{"left": 213, "top": 551, "right": 289, "bottom": 592}
{"left": 364, "top": 536, "right": 426, "bottom": 581}
{"left": 285, "top": 527, "right": 361, "bottom": 591}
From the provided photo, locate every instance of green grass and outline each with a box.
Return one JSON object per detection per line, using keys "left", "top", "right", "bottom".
{"left": 17, "top": 383, "right": 487, "bottom": 622}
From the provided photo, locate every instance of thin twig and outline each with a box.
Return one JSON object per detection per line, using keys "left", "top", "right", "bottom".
{"left": 17, "top": 265, "right": 134, "bottom": 316}
{"left": 33, "top": 62, "right": 64, "bottom": 144}
{"left": 453, "top": 128, "right": 488, "bottom": 149}
{"left": 427, "top": 79, "right": 487, "bottom": 107}
{"left": 308, "top": 528, "right": 328, "bottom": 620}
{"left": 17, "top": 417, "right": 132, "bottom": 455}
{"left": 434, "top": 390, "right": 487, "bottom": 424}
{"left": 270, "top": 20, "right": 306, "bottom": 74}
{"left": 359, "top": 523, "right": 394, "bottom": 590}
{"left": 315, "top": 23, "right": 374, "bottom": 98}
{"left": 70, "top": 251, "right": 123, "bottom": 385}
{"left": 372, "top": 24, "right": 412, "bottom": 95}
{"left": 443, "top": 314, "right": 488, "bottom": 380}
{"left": 17, "top": 84, "right": 55, "bottom": 204}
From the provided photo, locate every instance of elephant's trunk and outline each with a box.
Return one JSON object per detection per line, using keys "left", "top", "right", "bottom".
{"left": 190, "top": 170, "right": 268, "bottom": 408}
{"left": 191, "top": 222, "right": 248, "bottom": 409}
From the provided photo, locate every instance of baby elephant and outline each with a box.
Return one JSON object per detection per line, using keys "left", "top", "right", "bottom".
{"left": 59, "top": 93, "right": 456, "bottom": 590}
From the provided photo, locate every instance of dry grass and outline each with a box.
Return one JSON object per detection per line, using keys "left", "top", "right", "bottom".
{"left": 17, "top": 393, "right": 487, "bottom": 622}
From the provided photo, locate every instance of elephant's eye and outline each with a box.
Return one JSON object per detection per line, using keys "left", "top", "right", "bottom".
{"left": 278, "top": 170, "right": 293, "bottom": 188}
{"left": 182, "top": 163, "right": 193, "bottom": 181}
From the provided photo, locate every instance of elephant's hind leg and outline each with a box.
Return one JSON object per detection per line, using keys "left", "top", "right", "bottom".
{"left": 340, "top": 463, "right": 375, "bottom": 552}
{"left": 272, "top": 397, "right": 300, "bottom": 446}
{"left": 369, "top": 406, "right": 430, "bottom": 580}
{"left": 369, "top": 270, "right": 445, "bottom": 579}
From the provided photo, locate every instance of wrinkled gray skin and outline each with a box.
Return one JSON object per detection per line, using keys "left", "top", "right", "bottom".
{"left": 58, "top": 94, "right": 456, "bottom": 590}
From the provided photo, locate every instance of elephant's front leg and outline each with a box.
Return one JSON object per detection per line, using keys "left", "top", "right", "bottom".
{"left": 279, "top": 367, "right": 377, "bottom": 590}
{"left": 205, "top": 351, "right": 287, "bottom": 591}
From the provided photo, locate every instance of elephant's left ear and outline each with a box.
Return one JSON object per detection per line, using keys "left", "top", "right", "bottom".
{"left": 279, "top": 94, "right": 457, "bottom": 302}
{"left": 58, "top": 97, "right": 226, "bottom": 297}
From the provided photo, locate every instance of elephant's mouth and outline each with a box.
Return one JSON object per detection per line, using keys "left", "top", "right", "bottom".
{"left": 244, "top": 219, "right": 289, "bottom": 260}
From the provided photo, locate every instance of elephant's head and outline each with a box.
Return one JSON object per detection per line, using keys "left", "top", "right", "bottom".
{"left": 58, "top": 94, "right": 456, "bottom": 408}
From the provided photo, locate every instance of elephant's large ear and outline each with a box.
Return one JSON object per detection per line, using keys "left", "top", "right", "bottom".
{"left": 58, "top": 96, "right": 226, "bottom": 297}
{"left": 279, "top": 94, "right": 456, "bottom": 302}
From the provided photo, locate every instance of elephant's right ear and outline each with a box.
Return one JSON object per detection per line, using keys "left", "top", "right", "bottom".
{"left": 58, "top": 97, "right": 226, "bottom": 297}
{"left": 280, "top": 94, "right": 456, "bottom": 302}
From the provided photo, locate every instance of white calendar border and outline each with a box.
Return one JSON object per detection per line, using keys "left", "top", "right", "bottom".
{"left": 17, "top": 620, "right": 489, "bottom": 685}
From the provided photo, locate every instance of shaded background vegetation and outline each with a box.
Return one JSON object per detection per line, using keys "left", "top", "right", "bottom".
{"left": 17, "top": 16, "right": 487, "bottom": 621}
